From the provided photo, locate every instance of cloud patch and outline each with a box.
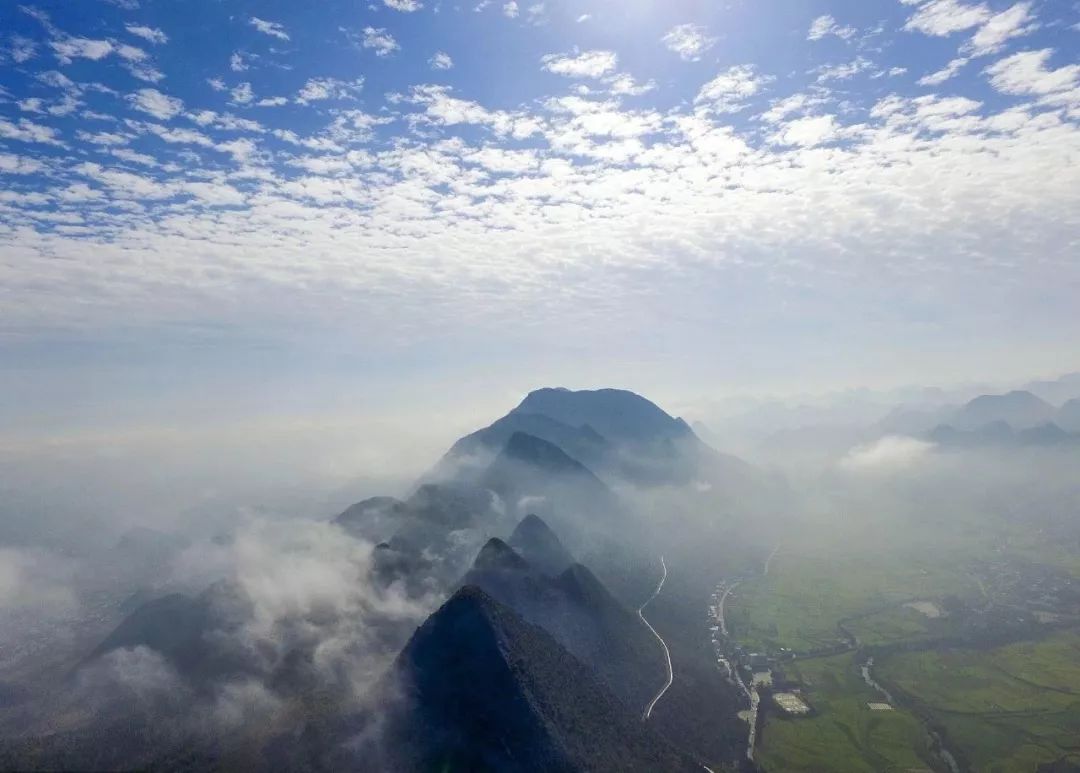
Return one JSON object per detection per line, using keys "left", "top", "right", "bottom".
{"left": 541, "top": 49, "right": 617, "bottom": 79}
{"left": 249, "top": 17, "right": 290, "bottom": 41}
{"left": 661, "top": 23, "right": 717, "bottom": 61}
{"left": 840, "top": 436, "right": 936, "bottom": 473}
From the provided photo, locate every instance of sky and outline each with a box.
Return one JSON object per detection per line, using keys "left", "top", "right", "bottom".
{"left": 1, "top": 0, "right": 1079, "bottom": 457}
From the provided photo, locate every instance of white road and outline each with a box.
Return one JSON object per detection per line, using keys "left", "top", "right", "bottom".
{"left": 638, "top": 555, "right": 674, "bottom": 720}
{"left": 763, "top": 544, "right": 780, "bottom": 576}
{"left": 716, "top": 581, "right": 741, "bottom": 640}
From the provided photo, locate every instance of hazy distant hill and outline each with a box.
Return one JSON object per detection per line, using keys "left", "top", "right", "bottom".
{"left": 508, "top": 513, "right": 575, "bottom": 577}
{"left": 878, "top": 403, "right": 957, "bottom": 435}
{"left": 87, "top": 583, "right": 254, "bottom": 685}
{"left": 441, "top": 410, "right": 610, "bottom": 477}
{"left": 1022, "top": 372, "right": 1080, "bottom": 406}
{"left": 334, "top": 496, "right": 409, "bottom": 543}
{"left": 379, "top": 585, "right": 699, "bottom": 773}
{"left": 930, "top": 421, "right": 1078, "bottom": 449}
{"left": 950, "top": 390, "right": 1057, "bottom": 430}
{"left": 481, "top": 431, "right": 610, "bottom": 497}
{"left": 1058, "top": 398, "right": 1080, "bottom": 433}
{"left": 479, "top": 431, "right": 620, "bottom": 542}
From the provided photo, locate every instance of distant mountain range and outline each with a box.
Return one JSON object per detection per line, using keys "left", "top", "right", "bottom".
{"left": 878, "top": 388, "right": 1080, "bottom": 447}
{"left": 18, "top": 386, "right": 760, "bottom": 771}
{"left": 929, "top": 420, "right": 1080, "bottom": 449}
{"left": 949, "top": 390, "right": 1058, "bottom": 431}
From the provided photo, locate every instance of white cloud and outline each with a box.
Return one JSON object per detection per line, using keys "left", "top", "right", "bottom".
{"left": 840, "top": 436, "right": 935, "bottom": 473}
{"left": 607, "top": 73, "right": 655, "bottom": 97}
{"left": 257, "top": 96, "right": 288, "bottom": 107}
{"left": 127, "top": 88, "right": 183, "bottom": 120}
{"left": 231, "top": 82, "right": 255, "bottom": 105}
{"left": 295, "top": 77, "right": 365, "bottom": 104}
{"left": 50, "top": 37, "right": 113, "bottom": 64}
{"left": 127, "top": 62, "right": 165, "bottom": 83}
{"left": 5, "top": 9, "right": 1080, "bottom": 374}
{"left": 965, "top": 2, "right": 1038, "bottom": 57}
{"left": 0, "top": 117, "right": 63, "bottom": 145}
{"left": 541, "top": 50, "right": 617, "bottom": 79}
{"left": 361, "top": 27, "right": 399, "bottom": 57}
{"left": 985, "top": 49, "right": 1080, "bottom": 96}
{"left": 110, "top": 148, "right": 157, "bottom": 166}
{"left": 230, "top": 52, "right": 249, "bottom": 72}
{"left": 807, "top": 14, "right": 856, "bottom": 41}
{"left": 384, "top": 0, "right": 423, "bottom": 10}
{"left": 695, "top": 65, "right": 772, "bottom": 111}
{"left": 759, "top": 93, "right": 821, "bottom": 124}
{"left": 429, "top": 51, "right": 453, "bottom": 70}
{"left": 919, "top": 57, "right": 969, "bottom": 86}
{"left": 771, "top": 114, "right": 839, "bottom": 147}
{"left": 126, "top": 25, "right": 168, "bottom": 45}
{"left": 904, "top": 0, "right": 991, "bottom": 37}
{"left": 115, "top": 43, "right": 147, "bottom": 62}
{"left": 9, "top": 35, "right": 37, "bottom": 63}
{"left": 815, "top": 57, "right": 875, "bottom": 83}
{"left": 661, "top": 23, "right": 717, "bottom": 62}
{"left": 249, "top": 17, "right": 290, "bottom": 41}
{"left": 76, "top": 130, "right": 130, "bottom": 146}
{"left": 207, "top": 77, "right": 227, "bottom": 92}
{"left": 0, "top": 152, "right": 45, "bottom": 174}
{"left": 503, "top": 1, "right": 519, "bottom": 18}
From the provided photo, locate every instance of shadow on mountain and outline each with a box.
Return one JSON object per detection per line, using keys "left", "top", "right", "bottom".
{"left": 363, "top": 586, "right": 701, "bottom": 773}
{"left": 460, "top": 529, "right": 667, "bottom": 712}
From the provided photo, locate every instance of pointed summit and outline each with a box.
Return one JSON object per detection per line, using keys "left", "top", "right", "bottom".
{"left": 501, "top": 431, "right": 599, "bottom": 477}
{"left": 509, "top": 514, "right": 575, "bottom": 577}
{"left": 555, "top": 562, "right": 619, "bottom": 613}
{"left": 389, "top": 586, "right": 698, "bottom": 772}
{"left": 472, "top": 537, "right": 531, "bottom": 573}
{"left": 440, "top": 411, "right": 610, "bottom": 476}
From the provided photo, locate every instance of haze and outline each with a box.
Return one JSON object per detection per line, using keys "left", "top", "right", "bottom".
{"left": 2, "top": 1, "right": 1079, "bottom": 771}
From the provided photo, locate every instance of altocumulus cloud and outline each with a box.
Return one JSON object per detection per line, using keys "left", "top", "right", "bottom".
{"left": 0, "top": 0, "right": 1077, "bottom": 373}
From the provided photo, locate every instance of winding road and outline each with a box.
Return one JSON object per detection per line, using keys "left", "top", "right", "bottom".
{"left": 763, "top": 544, "right": 780, "bottom": 576}
{"left": 638, "top": 555, "right": 674, "bottom": 720}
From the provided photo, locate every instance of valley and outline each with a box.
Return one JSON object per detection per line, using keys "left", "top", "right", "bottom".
{"left": 719, "top": 513, "right": 1080, "bottom": 773}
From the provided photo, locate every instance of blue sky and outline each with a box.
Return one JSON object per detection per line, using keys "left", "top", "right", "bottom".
{"left": 1, "top": 0, "right": 1079, "bottom": 440}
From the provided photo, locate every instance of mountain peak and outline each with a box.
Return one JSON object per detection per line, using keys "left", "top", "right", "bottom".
{"left": 502, "top": 431, "right": 595, "bottom": 475}
{"left": 513, "top": 387, "right": 694, "bottom": 444}
{"left": 556, "top": 563, "right": 619, "bottom": 612}
{"left": 953, "top": 389, "right": 1057, "bottom": 430}
{"left": 509, "top": 514, "right": 575, "bottom": 577}
{"left": 473, "top": 537, "right": 531, "bottom": 573}
{"left": 391, "top": 584, "right": 698, "bottom": 772}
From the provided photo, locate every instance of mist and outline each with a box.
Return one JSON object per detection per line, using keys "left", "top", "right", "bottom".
{"left": 3, "top": 369, "right": 1080, "bottom": 771}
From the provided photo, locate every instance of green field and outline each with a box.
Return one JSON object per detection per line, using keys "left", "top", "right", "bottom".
{"left": 726, "top": 550, "right": 975, "bottom": 653}
{"left": 728, "top": 505, "right": 1080, "bottom": 772}
{"left": 877, "top": 633, "right": 1080, "bottom": 772}
{"left": 757, "top": 653, "right": 931, "bottom": 773}
{"left": 845, "top": 605, "right": 938, "bottom": 648}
